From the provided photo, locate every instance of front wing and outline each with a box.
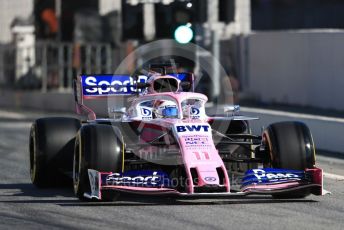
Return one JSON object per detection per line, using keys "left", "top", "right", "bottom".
{"left": 85, "top": 167, "right": 329, "bottom": 200}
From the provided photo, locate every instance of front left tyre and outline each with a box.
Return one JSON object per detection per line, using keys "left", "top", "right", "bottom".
{"left": 263, "top": 121, "right": 316, "bottom": 198}
{"left": 263, "top": 121, "right": 315, "bottom": 170}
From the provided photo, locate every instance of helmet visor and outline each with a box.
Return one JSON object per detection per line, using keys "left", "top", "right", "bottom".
{"left": 162, "top": 107, "right": 178, "bottom": 118}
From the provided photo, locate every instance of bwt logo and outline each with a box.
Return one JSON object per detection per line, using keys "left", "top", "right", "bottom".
{"left": 176, "top": 125, "right": 209, "bottom": 132}
{"left": 83, "top": 75, "right": 147, "bottom": 95}
{"left": 191, "top": 107, "right": 200, "bottom": 115}
{"left": 141, "top": 108, "right": 152, "bottom": 116}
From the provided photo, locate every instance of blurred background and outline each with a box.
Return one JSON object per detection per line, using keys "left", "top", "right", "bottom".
{"left": 0, "top": 0, "right": 344, "bottom": 112}
{"left": 1, "top": 2, "right": 344, "bottom": 224}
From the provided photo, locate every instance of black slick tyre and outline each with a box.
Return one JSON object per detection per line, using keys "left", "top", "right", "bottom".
{"left": 73, "top": 124, "right": 124, "bottom": 201}
{"left": 263, "top": 121, "right": 316, "bottom": 198}
{"left": 29, "top": 117, "right": 81, "bottom": 187}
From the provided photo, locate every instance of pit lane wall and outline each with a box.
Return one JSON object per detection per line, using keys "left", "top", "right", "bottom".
{"left": 240, "top": 107, "right": 344, "bottom": 155}
{"left": 0, "top": 90, "right": 108, "bottom": 115}
{"left": 242, "top": 30, "right": 344, "bottom": 111}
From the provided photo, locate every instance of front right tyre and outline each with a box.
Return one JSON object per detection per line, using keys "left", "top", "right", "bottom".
{"left": 29, "top": 117, "right": 81, "bottom": 187}
{"left": 73, "top": 124, "right": 124, "bottom": 201}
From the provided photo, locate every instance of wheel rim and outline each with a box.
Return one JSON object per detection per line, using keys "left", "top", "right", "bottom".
{"left": 73, "top": 136, "right": 81, "bottom": 193}
{"left": 302, "top": 127, "right": 316, "bottom": 168}
{"left": 262, "top": 131, "right": 274, "bottom": 168}
{"left": 29, "top": 126, "right": 37, "bottom": 182}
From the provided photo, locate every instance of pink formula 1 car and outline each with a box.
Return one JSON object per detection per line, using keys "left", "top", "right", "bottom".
{"left": 29, "top": 65, "right": 327, "bottom": 201}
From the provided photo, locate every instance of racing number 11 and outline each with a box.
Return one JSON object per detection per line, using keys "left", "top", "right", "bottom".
{"left": 193, "top": 152, "right": 210, "bottom": 160}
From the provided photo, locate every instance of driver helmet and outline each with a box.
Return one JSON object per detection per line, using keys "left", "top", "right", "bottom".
{"left": 154, "top": 100, "right": 178, "bottom": 118}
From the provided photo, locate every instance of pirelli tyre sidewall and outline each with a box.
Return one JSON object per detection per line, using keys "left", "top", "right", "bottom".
{"left": 263, "top": 121, "right": 316, "bottom": 198}
{"left": 29, "top": 117, "right": 81, "bottom": 187}
{"left": 73, "top": 124, "right": 124, "bottom": 201}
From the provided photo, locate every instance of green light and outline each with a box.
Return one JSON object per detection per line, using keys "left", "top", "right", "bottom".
{"left": 174, "top": 25, "right": 193, "bottom": 44}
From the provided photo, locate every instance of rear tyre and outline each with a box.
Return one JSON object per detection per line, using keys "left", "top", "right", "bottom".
{"left": 29, "top": 117, "right": 81, "bottom": 187}
{"left": 73, "top": 124, "right": 124, "bottom": 201}
{"left": 263, "top": 121, "right": 316, "bottom": 198}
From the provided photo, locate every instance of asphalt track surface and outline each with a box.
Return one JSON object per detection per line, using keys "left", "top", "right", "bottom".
{"left": 0, "top": 109, "right": 343, "bottom": 230}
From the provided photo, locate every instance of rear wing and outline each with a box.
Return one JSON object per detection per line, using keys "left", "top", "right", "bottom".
{"left": 74, "top": 74, "right": 144, "bottom": 120}
{"left": 75, "top": 75, "right": 147, "bottom": 100}
{"left": 74, "top": 74, "right": 194, "bottom": 100}
{"left": 73, "top": 73, "right": 194, "bottom": 119}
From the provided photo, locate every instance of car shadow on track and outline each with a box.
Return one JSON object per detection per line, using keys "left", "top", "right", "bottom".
{"left": 59, "top": 195, "right": 319, "bottom": 207}
{"left": 61, "top": 193, "right": 319, "bottom": 206}
{"left": 0, "top": 183, "right": 77, "bottom": 204}
{"left": 0, "top": 183, "right": 319, "bottom": 206}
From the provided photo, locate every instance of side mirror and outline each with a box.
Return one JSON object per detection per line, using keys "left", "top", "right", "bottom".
{"left": 224, "top": 105, "right": 240, "bottom": 116}
{"left": 108, "top": 107, "right": 126, "bottom": 120}
{"left": 109, "top": 107, "right": 126, "bottom": 114}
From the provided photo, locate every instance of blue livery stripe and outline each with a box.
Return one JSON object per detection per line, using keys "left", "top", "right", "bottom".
{"left": 241, "top": 168, "right": 310, "bottom": 187}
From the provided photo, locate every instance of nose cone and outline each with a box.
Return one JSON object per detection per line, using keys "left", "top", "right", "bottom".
{"left": 196, "top": 166, "right": 219, "bottom": 187}
{"left": 189, "top": 165, "right": 228, "bottom": 193}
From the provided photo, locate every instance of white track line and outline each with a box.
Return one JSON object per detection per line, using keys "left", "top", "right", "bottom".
{"left": 323, "top": 172, "right": 344, "bottom": 181}
{"left": 0, "top": 110, "right": 26, "bottom": 119}
{"left": 241, "top": 107, "right": 344, "bottom": 123}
